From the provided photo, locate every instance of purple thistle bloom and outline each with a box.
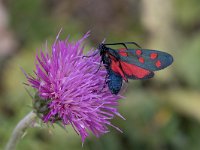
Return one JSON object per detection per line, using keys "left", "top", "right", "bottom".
{"left": 26, "top": 31, "right": 124, "bottom": 142}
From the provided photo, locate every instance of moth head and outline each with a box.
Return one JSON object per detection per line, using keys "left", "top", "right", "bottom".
{"left": 98, "top": 43, "right": 107, "bottom": 55}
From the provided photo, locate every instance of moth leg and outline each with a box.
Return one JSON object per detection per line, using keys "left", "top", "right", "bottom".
{"left": 95, "top": 65, "right": 101, "bottom": 74}
{"left": 99, "top": 73, "right": 109, "bottom": 93}
{"left": 94, "top": 60, "right": 103, "bottom": 74}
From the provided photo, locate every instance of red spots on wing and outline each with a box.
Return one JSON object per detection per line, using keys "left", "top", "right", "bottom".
{"left": 136, "top": 49, "right": 142, "bottom": 55}
{"left": 138, "top": 57, "right": 145, "bottom": 63}
{"left": 118, "top": 49, "right": 128, "bottom": 56}
{"left": 119, "top": 51, "right": 128, "bottom": 56}
{"left": 120, "top": 61, "right": 151, "bottom": 79}
{"left": 119, "top": 48, "right": 126, "bottom": 51}
{"left": 110, "top": 55, "right": 127, "bottom": 81}
{"left": 110, "top": 53, "right": 152, "bottom": 80}
{"left": 155, "top": 60, "right": 161, "bottom": 68}
{"left": 150, "top": 53, "right": 158, "bottom": 59}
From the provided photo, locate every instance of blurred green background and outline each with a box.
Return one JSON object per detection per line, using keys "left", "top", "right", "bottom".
{"left": 1, "top": 0, "right": 200, "bottom": 149}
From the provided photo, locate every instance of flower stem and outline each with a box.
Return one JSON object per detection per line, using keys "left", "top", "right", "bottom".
{"left": 5, "top": 111, "right": 37, "bottom": 150}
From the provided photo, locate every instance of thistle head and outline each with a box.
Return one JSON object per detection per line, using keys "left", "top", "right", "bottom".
{"left": 26, "top": 31, "right": 124, "bottom": 143}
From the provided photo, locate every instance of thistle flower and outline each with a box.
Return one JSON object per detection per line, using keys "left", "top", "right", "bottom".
{"left": 26, "top": 32, "right": 124, "bottom": 142}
